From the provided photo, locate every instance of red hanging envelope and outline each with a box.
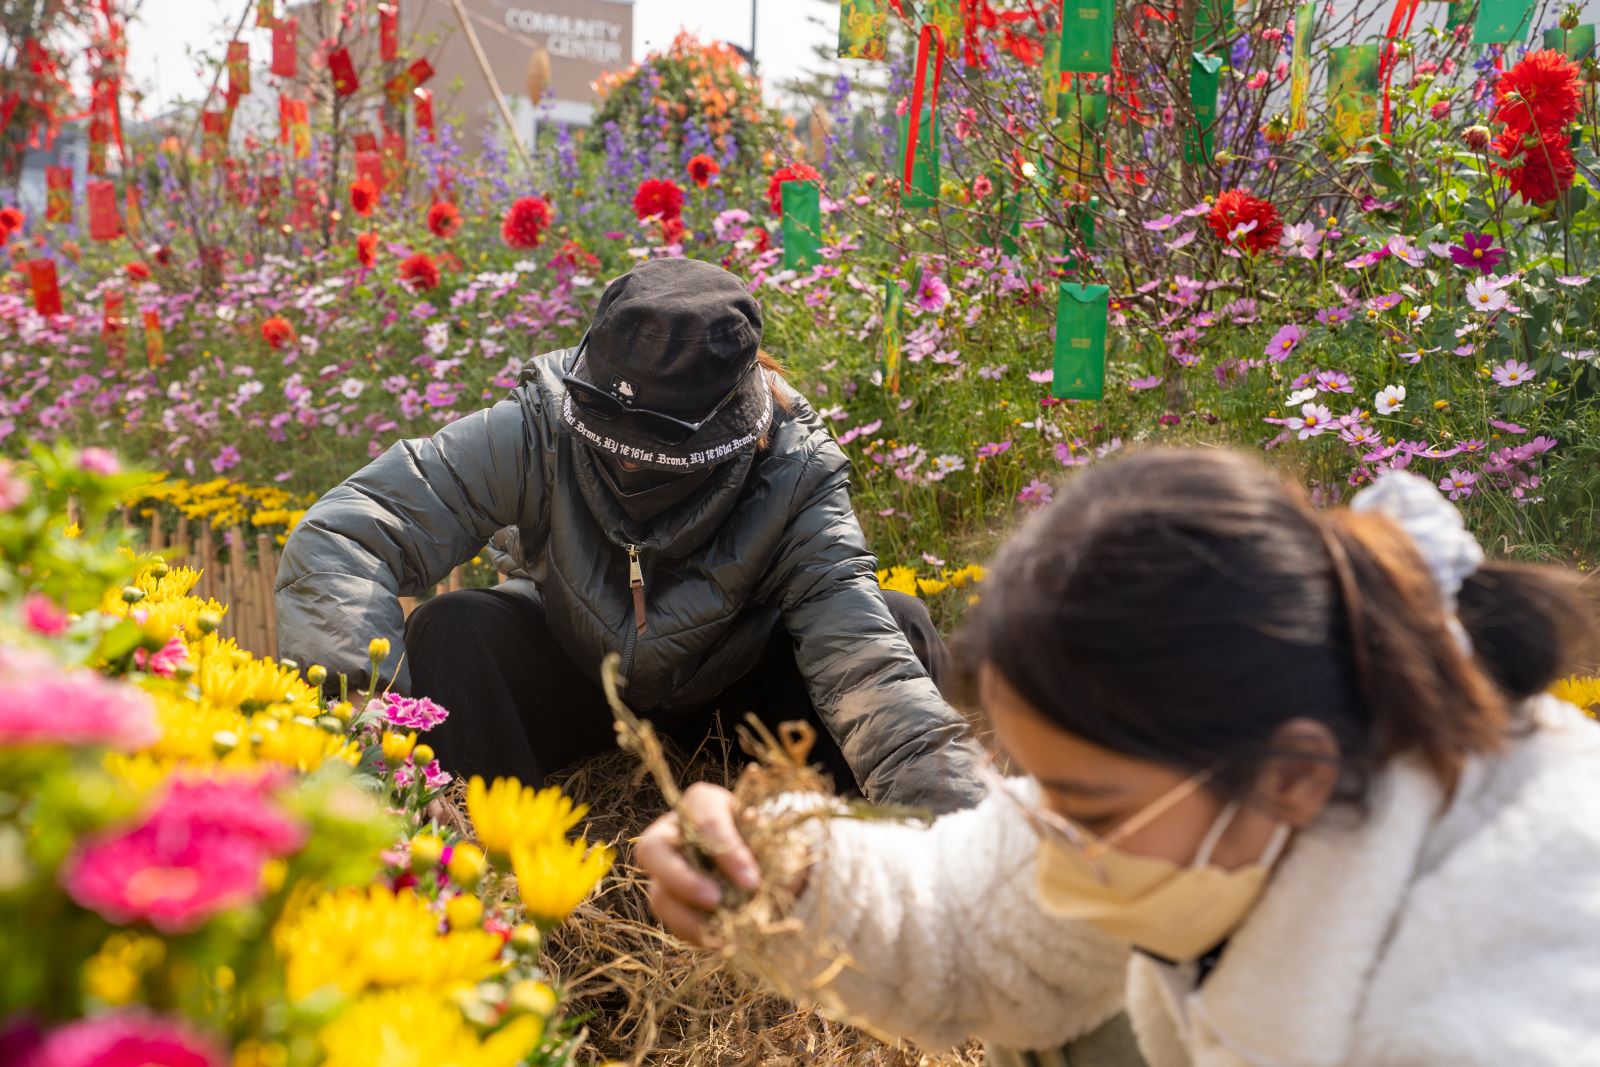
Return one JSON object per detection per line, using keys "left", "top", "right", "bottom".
{"left": 202, "top": 110, "right": 228, "bottom": 161}
{"left": 103, "top": 289, "right": 127, "bottom": 366}
{"left": 45, "top": 167, "right": 72, "bottom": 223}
{"left": 28, "top": 259, "right": 62, "bottom": 316}
{"left": 354, "top": 131, "right": 378, "bottom": 154}
{"left": 87, "top": 179, "right": 124, "bottom": 241}
{"left": 379, "top": 4, "right": 399, "bottom": 61}
{"left": 272, "top": 17, "right": 298, "bottom": 78}
{"left": 144, "top": 308, "right": 165, "bottom": 367}
{"left": 328, "top": 47, "right": 359, "bottom": 96}
{"left": 414, "top": 87, "right": 435, "bottom": 141}
{"left": 355, "top": 149, "right": 385, "bottom": 193}
{"left": 256, "top": 0, "right": 275, "bottom": 27}
{"left": 227, "top": 41, "right": 251, "bottom": 102}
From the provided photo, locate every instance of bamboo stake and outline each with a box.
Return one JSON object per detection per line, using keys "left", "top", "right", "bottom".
{"left": 446, "top": 0, "right": 532, "bottom": 167}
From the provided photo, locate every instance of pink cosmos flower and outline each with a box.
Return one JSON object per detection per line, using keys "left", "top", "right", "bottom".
{"left": 23, "top": 593, "right": 69, "bottom": 636}
{"left": 25, "top": 1013, "right": 225, "bottom": 1067}
{"left": 78, "top": 447, "right": 121, "bottom": 476}
{"left": 1017, "top": 479, "right": 1054, "bottom": 508}
{"left": 1286, "top": 402, "right": 1334, "bottom": 439}
{"left": 1265, "top": 324, "right": 1302, "bottom": 361}
{"left": 1127, "top": 374, "right": 1164, "bottom": 391}
{"left": 976, "top": 441, "right": 1013, "bottom": 459}
{"left": 915, "top": 273, "right": 951, "bottom": 313}
{"left": 0, "top": 647, "right": 159, "bottom": 750}
{"left": 0, "top": 459, "right": 28, "bottom": 512}
{"left": 1438, "top": 469, "right": 1478, "bottom": 501}
{"left": 1492, "top": 359, "right": 1535, "bottom": 387}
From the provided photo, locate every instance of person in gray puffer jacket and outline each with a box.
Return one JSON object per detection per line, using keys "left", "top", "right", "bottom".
{"left": 274, "top": 258, "right": 984, "bottom": 813}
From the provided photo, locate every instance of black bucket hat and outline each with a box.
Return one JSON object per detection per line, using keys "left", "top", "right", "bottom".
{"left": 561, "top": 259, "right": 771, "bottom": 473}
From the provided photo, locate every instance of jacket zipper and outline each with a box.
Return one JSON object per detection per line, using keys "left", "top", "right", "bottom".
{"left": 618, "top": 544, "right": 647, "bottom": 681}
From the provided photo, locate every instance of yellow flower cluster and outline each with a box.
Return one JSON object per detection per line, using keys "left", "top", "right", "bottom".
{"left": 875, "top": 563, "right": 987, "bottom": 599}
{"left": 318, "top": 989, "right": 543, "bottom": 1067}
{"left": 128, "top": 475, "right": 311, "bottom": 534}
{"left": 1552, "top": 675, "right": 1600, "bottom": 718}
{"left": 465, "top": 776, "right": 614, "bottom": 928}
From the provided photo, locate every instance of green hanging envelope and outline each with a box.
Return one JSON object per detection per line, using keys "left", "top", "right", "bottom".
{"left": 1041, "top": 31, "right": 1064, "bottom": 122}
{"left": 899, "top": 107, "right": 942, "bottom": 209}
{"left": 1288, "top": 3, "right": 1315, "bottom": 131}
{"left": 883, "top": 279, "right": 905, "bottom": 394}
{"left": 1327, "top": 43, "right": 1379, "bottom": 151}
{"left": 1473, "top": 0, "right": 1532, "bottom": 44}
{"left": 839, "top": 0, "right": 890, "bottom": 60}
{"left": 1053, "top": 283, "right": 1109, "bottom": 402}
{"left": 1061, "top": 0, "right": 1114, "bottom": 73}
{"left": 1055, "top": 85, "right": 1108, "bottom": 189}
{"left": 1185, "top": 53, "right": 1224, "bottom": 165}
{"left": 1061, "top": 197, "right": 1098, "bottom": 275}
{"left": 1193, "top": 0, "right": 1235, "bottom": 53}
{"left": 781, "top": 180, "right": 823, "bottom": 270}
{"left": 1445, "top": 0, "right": 1472, "bottom": 31}
{"left": 1544, "top": 22, "right": 1595, "bottom": 58}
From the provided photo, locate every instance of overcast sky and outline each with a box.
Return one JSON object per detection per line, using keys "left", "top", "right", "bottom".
{"left": 124, "top": 0, "right": 839, "bottom": 119}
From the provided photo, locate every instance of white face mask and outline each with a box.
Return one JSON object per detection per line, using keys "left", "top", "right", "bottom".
{"left": 1032, "top": 787, "right": 1290, "bottom": 964}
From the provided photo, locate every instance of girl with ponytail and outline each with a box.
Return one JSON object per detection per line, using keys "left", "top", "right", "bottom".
{"left": 638, "top": 448, "right": 1600, "bottom": 1067}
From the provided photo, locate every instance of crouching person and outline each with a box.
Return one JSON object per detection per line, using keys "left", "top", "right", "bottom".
{"left": 275, "top": 258, "right": 982, "bottom": 813}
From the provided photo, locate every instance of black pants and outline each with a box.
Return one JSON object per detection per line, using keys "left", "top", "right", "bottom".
{"left": 404, "top": 586, "right": 950, "bottom": 791}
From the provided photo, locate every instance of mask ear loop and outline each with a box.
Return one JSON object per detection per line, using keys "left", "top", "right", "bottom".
{"left": 1192, "top": 801, "right": 1294, "bottom": 869}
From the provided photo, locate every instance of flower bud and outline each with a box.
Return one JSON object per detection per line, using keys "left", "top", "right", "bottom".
{"left": 307, "top": 664, "right": 327, "bottom": 687}
{"left": 197, "top": 610, "right": 223, "bottom": 635}
{"left": 149, "top": 562, "right": 169, "bottom": 579}
{"left": 331, "top": 701, "right": 355, "bottom": 723}
{"left": 510, "top": 923, "right": 542, "bottom": 953}
{"left": 316, "top": 714, "right": 344, "bottom": 733}
{"left": 1562, "top": 4, "right": 1581, "bottom": 29}
{"left": 368, "top": 637, "right": 391, "bottom": 662}
{"left": 444, "top": 893, "right": 483, "bottom": 930}
{"left": 447, "top": 842, "right": 487, "bottom": 887}
{"left": 410, "top": 832, "right": 445, "bottom": 872}
{"left": 412, "top": 743, "right": 435, "bottom": 764}
{"left": 508, "top": 979, "right": 558, "bottom": 1017}
{"left": 277, "top": 658, "right": 299, "bottom": 675}
{"left": 1463, "top": 124, "right": 1491, "bottom": 151}
{"left": 380, "top": 730, "right": 417, "bottom": 766}
{"left": 121, "top": 586, "right": 146, "bottom": 604}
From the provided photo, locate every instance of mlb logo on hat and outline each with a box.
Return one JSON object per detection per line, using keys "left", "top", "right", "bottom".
{"left": 611, "top": 376, "right": 636, "bottom": 402}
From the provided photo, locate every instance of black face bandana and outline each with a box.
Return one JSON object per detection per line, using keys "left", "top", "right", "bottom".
{"left": 592, "top": 450, "right": 720, "bottom": 523}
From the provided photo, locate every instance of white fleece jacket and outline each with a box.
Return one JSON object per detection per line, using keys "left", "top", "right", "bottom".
{"left": 771, "top": 697, "right": 1600, "bottom": 1066}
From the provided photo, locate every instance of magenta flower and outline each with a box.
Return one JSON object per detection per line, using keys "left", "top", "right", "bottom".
{"left": 1449, "top": 232, "right": 1503, "bottom": 275}
{"left": 976, "top": 441, "right": 1013, "bottom": 459}
{"left": 915, "top": 272, "right": 951, "bottom": 313}
{"left": 0, "top": 647, "right": 158, "bottom": 750}
{"left": 1315, "top": 370, "right": 1354, "bottom": 394}
{"left": 1316, "top": 306, "right": 1353, "bottom": 326}
{"left": 0, "top": 460, "right": 28, "bottom": 512}
{"left": 1127, "top": 374, "right": 1164, "bottom": 391}
{"left": 1265, "top": 324, "right": 1302, "bottom": 362}
{"left": 78, "top": 447, "right": 121, "bottom": 476}
{"left": 1438, "top": 468, "right": 1478, "bottom": 501}
{"left": 23, "top": 593, "right": 69, "bottom": 636}
{"left": 210, "top": 445, "right": 241, "bottom": 474}
{"left": 381, "top": 694, "right": 450, "bottom": 731}
{"left": 1017, "top": 479, "right": 1054, "bottom": 508}
{"left": 133, "top": 635, "right": 188, "bottom": 678}
{"left": 26, "top": 1013, "right": 225, "bottom": 1067}
{"left": 1492, "top": 359, "right": 1536, "bottom": 387}
{"left": 1286, "top": 402, "right": 1334, "bottom": 439}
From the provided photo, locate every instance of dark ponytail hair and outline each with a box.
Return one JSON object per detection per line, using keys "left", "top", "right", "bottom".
{"left": 963, "top": 448, "right": 1596, "bottom": 803}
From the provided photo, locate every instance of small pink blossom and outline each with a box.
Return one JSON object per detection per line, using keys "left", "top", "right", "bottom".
{"left": 0, "top": 459, "right": 28, "bottom": 512}
{"left": 0, "top": 647, "right": 158, "bottom": 750}
{"left": 1017, "top": 479, "right": 1054, "bottom": 508}
{"left": 25, "top": 1013, "right": 226, "bottom": 1067}
{"left": 133, "top": 635, "right": 188, "bottom": 678}
{"left": 23, "top": 593, "right": 69, "bottom": 636}
{"left": 78, "top": 447, "right": 121, "bottom": 476}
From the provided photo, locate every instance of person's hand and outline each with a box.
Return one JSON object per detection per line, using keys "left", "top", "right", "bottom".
{"left": 636, "top": 782, "right": 762, "bottom": 945}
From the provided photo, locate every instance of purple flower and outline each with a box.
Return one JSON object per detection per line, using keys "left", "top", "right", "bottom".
{"left": 1287, "top": 402, "right": 1334, "bottom": 440}
{"left": 1316, "top": 306, "right": 1353, "bottom": 326}
{"left": 1227, "top": 299, "right": 1259, "bottom": 324}
{"left": 1385, "top": 236, "right": 1426, "bottom": 267}
{"left": 382, "top": 695, "right": 450, "bottom": 731}
{"left": 1127, "top": 374, "right": 1164, "bottom": 391}
{"left": 976, "top": 441, "right": 1013, "bottom": 459}
{"left": 78, "top": 447, "right": 121, "bottom": 476}
{"left": 1490, "top": 419, "right": 1527, "bottom": 434}
{"left": 916, "top": 273, "right": 951, "bottom": 313}
{"left": 1265, "top": 324, "right": 1303, "bottom": 362}
{"left": 1492, "top": 359, "right": 1535, "bottom": 387}
{"left": 1438, "top": 468, "right": 1478, "bottom": 501}
{"left": 211, "top": 445, "right": 241, "bottom": 474}
{"left": 1143, "top": 213, "right": 1181, "bottom": 231}
{"left": 1017, "top": 479, "right": 1054, "bottom": 508}
{"left": 1315, "top": 370, "right": 1354, "bottom": 394}
{"left": 1449, "top": 232, "right": 1503, "bottom": 275}
{"left": 1368, "top": 292, "right": 1403, "bottom": 311}
{"left": 1027, "top": 369, "right": 1054, "bottom": 384}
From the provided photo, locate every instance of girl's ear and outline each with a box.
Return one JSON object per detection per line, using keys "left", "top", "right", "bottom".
{"left": 1251, "top": 718, "right": 1341, "bottom": 828}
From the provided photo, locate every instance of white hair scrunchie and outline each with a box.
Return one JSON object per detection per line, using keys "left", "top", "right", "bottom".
{"left": 1350, "top": 470, "right": 1485, "bottom": 649}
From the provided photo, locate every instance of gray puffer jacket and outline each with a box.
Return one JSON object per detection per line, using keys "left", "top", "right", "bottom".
{"left": 275, "top": 349, "right": 983, "bottom": 812}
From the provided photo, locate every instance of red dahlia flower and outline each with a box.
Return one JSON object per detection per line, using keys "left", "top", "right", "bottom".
{"left": 125, "top": 261, "right": 151, "bottom": 280}
{"left": 260, "top": 316, "right": 296, "bottom": 349}
{"left": 633, "top": 179, "right": 685, "bottom": 221}
{"left": 1206, "top": 189, "right": 1283, "bottom": 255}
{"left": 553, "top": 239, "right": 600, "bottom": 272}
{"left": 349, "top": 178, "right": 378, "bottom": 217}
{"left": 0, "top": 206, "right": 23, "bottom": 237}
{"left": 1492, "top": 125, "right": 1576, "bottom": 204}
{"left": 1493, "top": 49, "right": 1581, "bottom": 136}
{"left": 687, "top": 153, "right": 721, "bottom": 189}
{"left": 399, "top": 251, "right": 441, "bottom": 291}
{"left": 427, "top": 200, "right": 462, "bottom": 238}
{"left": 766, "top": 162, "right": 822, "bottom": 214}
{"left": 356, "top": 232, "right": 379, "bottom": 268}
{"left": 501, "top": 196, "right": 553, "bottom": 249}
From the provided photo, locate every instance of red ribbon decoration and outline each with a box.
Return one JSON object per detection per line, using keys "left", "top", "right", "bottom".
{"left": 143, "top": 308, "right": 164, "bottom": 367}
{"left": 903, "top": 23, "right": 946, "bottom": 196}
{"left": 45, "top": 167, "right": 72, "bottom": 223}
{"left": 27, "top": 259, "right": 62, "bottom": 317}
{"left": 125, "top": 183, "right": 142, "bottom": 235}
{"left": 227, "top": 41, "right": 251, "bottom": 104}
{"left": 379, "top": 5, "right": 399, "bottom": 61}
{"left": 87, "top": 179, "right": 124, "bottom": 241}
{"left": 414, "top": 87, "right": 435, "bottom": 141}
{"left": 355, "top": 149, "right": 386, "bottom": 194}
{"left": 1378, "top": 0, "right": 1421, "bottom": 134}
{"left": 201, "top": 110, "right": 228, "bottom": 161}
{"left": 103, "top": 289, "right": 127, "bottom": 367}
{"left": 272, "top": 17, "right": 298, "bottom": 78}
{"left": 328, "top": 47, "right": 360, "bottom": 96}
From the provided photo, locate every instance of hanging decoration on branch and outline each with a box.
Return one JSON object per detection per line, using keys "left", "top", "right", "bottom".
{"left": 103, "top": 290, "right": 127, "bottom": 367}
{"left": 86, "top": 179, "right": 123, "bottom": 241}
{"left": 901, "top": 23, "right": 945, "bottom": 209}
{"left": 279, "top": 96, "right": 311, "bottom": 158}
{"left": 1377, "top": 0, "right": 1421, "bottom": 134}
{"left": 227, "top": 41, "right": 251, "bottom": 105}
{"left": 143, "top": 308, "right": 164, "bottom": 367}
{"left": 1474, "top": 0, "right": 1533, "bottom": 44}
{"left": 1288, "top": 3, "right": 1315, "bottom": 132}
{"left": 1327, "top": 43, "right": 1380, "bottom": 151}
{"left": 839, "top": 0, "right": 890, "bottom": 60}
{"left": 379, "top": 4, "right": 400, "bottom": 62}
{"left": 1185, "top": 52, "right": 1224, "bottom": 164}
{"left": 272, "top": 17, "right": 298, "bottom": 78}
{"left": 45, "top": 167, "right": 72, "bottom": 223}
{"left": 1053, "top": 283, "right": 1108, "bottom": 402}
{"left": 386, "top": 58, "right": 436, "bottom": 103}
{"left": 329, "top": 47, "right": 360, "bottom": 96}
{"left": 781, "top": 180, "right": 823, "bottom": 270}
{"left": 28, "top": 259, "right": 62, "bottom": 317}
{"left": 201, "top": 110, "right": 229, "bottom": 162}
{"left": 882, "top": 277, "right": 905, "bottom": 394}
{"left": 1064, "top": 0, "right": 1114, "bottom": 73}
{"left": 414, "top": 87, "right": 435, "bottom": 140}
{"left": 256, "top": 0, "right": 275, "bottom": 27}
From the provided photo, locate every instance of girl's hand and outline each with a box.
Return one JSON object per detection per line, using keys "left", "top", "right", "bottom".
{"left": 636, "top": 782, "right": 762, "bottom": 945}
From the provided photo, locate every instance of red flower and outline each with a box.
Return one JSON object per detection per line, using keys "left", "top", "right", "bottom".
{"left": 1206, "top": 189, "right": 1283, "bottom": 255}
{"left": 349, "top": 178, "right": 378, "bottom": 217}
{"left": 0, "top": 206, "right": 23, "bottom": 238}
{"left": 399, "top": 251, "right": 440, "bottom": 291}
{"left": 633, "top": 178, "right": 685, "bottom": 221}
{"left": 260, "top": 316, "right": 296, "bottom": 349}
{"left": 552, "top": 239, "right": 600, "bottom": 273}
{"left": 151, "top": 244, "right": 173, "bottom": 267}
{"left": 501, "top": 196, "right": 553, "bottom": 249}
{"left": 661, "top": 215, "right": 686, "bottom": 244}
{"left": 356, "top": 232, "right": 379, "bottom": 268}
{"left": 125, "top": 261, "right": 151, "bottom": 281}
{"left": 1494, "top": 49, "right": 1581, "bottom": 136}
{"left": 751, "top": 227, "right": 770, "bottom": 254}
{"left": 427, "top": 200, "right": 462, "bottom": 238}
{"left": 1492, "top": 125, "right": 1577, "bottom": 204}
{"left": 687, "top": 153, "right": 721, "bottom": 189}
{"left": 766, "top": 162, "right": 822, "bottom": 214}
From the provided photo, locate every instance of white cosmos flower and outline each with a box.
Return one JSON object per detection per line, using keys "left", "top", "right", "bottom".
{"left": 1375, "top": 384, "right": 1406, "bottom": 415}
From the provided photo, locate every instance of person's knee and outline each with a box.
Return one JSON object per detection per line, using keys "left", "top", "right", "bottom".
{"left": 880, "top": 588, "right": 936, "bottom": 635}
{"left": 404, "top": 589, "right": 502, "bottom": 660}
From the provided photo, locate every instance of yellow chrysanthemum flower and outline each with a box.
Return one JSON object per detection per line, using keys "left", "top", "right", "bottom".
{"left": 253, "top": 717, "right": 362, "bottom": 773}
{"left": 916, "top": 578, "right": 949, "bottom": 596}
{"left": 510, "top": 836, "right": 614, "bottom": 927}
{"left": 465, "top": 777, "right": 586, "bottom": 860}
{"left": 947, "top": 564, "right": 988, "bottom": 588}
{"left": 1552, "top": 675, "right": 1600, "bottom": 715}
{"left": 875, "top": 565, "right": 919, "bottom": 598}
{"left": 318, "top": 990, "right": 542, "bottom": 1067}
{"left": 275, "top": 886, "right": 506, "bottom": 1002}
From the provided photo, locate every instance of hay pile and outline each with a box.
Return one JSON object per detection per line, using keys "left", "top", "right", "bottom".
{"left": 542, "top": 735, "right": 985, "bottom": 1067}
